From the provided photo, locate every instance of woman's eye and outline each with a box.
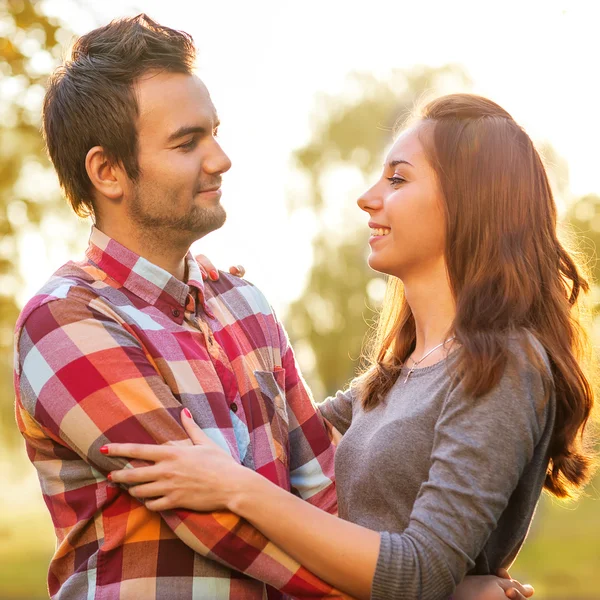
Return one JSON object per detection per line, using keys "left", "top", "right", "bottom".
{"left": 387, "top": 176, "right": 405, "bottom": 187}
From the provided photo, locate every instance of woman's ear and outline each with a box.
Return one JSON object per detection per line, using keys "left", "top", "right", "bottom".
{"left": 85, "top": 146, "right": 125, "bottom": 201}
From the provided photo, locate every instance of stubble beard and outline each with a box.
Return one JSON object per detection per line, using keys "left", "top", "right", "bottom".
{"left": 129, "top": 184, "right": 227, "bottom": 246}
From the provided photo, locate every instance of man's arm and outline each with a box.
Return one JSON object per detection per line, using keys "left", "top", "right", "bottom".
{"left": 275, "top": 319, "right": 339, "bottom": 512}
{"left": 16, "top": 293, "right": 351, "bottom": 599}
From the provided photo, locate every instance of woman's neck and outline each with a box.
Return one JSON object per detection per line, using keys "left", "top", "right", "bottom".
{"left": 403, "top": 261, "right": 456, "bottom": 363}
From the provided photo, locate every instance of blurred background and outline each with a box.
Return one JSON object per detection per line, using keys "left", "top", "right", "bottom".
{"left": 1, "top": 0, "right": 599, "bottom": 597}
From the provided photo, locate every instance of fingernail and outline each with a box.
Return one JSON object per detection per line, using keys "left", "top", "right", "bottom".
{"left": 209, "top": 270, "right": 218, "bottom": 281}
{"left": 182, "top": 408, "right": 192, "bottom": 419}
{"left": 107, "top": 472, "right": 113, "bottom": 482}
{"left": 100, "top": 446, "right": 109, "bottom": 454}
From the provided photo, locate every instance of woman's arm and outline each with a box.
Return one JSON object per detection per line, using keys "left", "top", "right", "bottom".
{"left": 107, "top": 416, "right": 379, "bottom": 599}
{"left": 231, "top": 460, "right": 380, "bottom": 600}
{"left": 107, "top": 410, "right": 535, "bottom": 600}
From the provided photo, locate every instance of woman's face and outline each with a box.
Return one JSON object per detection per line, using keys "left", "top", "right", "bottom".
{"left": 357, "top": 125, "right": 446, "bottom": 280}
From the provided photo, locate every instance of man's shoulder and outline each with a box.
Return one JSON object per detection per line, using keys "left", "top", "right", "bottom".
{"left": 15, "top": 260, "right": 103, "bottom": 335}
{"left": 205, "top": 271, "right": 277, "bottom": 320}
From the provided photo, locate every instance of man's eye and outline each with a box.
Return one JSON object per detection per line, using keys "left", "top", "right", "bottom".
{"left": 387, "top": 176, "right": 406, "bottom": 187}
{"left": 177, "top": 139, "right": 196, "bottom": 150}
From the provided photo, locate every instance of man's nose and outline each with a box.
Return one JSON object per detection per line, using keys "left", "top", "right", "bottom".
{"left": 204, "top": 140, "right": 232, "bottom": 175}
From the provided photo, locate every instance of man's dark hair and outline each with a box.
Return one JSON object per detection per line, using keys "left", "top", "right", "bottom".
{"left": 43, "top": 14, "right": 196, "bottom": 217}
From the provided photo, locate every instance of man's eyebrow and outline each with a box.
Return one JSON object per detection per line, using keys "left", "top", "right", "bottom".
{"left": 386, "top": 159, "right": 414, "bottom": 169}
{"left": 167, "top": 119, "right": 220, "bottom": 143}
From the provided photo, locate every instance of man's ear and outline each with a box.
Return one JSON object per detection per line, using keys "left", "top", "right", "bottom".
{"left": 85, "top": 146, "right": 126, "bottom": 201}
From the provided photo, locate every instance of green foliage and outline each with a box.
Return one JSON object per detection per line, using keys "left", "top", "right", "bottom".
{"left": 0, "top": 1, "right": 80, "bottom": 442}
{"left": 288, "top": 232, "right": 377, "bottom": 394}
{"left": 511, "top": 483, "right": 600, "bottom": 597}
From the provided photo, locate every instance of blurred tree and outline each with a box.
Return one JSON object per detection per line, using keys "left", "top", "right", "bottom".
{"left": 287, "top": 65, "right": 472, "bottom": 398}
{"left": 0, "top": 0, "right": 84, "bottom": 444}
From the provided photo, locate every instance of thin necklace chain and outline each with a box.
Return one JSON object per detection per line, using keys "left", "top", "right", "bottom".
{"left": 404, "top": 336, "right": 456, "bottom": 383}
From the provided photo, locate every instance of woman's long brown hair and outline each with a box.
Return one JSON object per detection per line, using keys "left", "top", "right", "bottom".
{"left": 358, "top": 93, "right": 596, "bottom": 498}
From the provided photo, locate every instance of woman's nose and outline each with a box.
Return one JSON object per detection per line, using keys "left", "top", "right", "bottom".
{"left": 357, "top": 185, "right": 383, "bottom": 213}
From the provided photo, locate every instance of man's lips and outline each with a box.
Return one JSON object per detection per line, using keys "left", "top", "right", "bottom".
{"left": 196, "top": 187, "right": 221, "bottom": 196}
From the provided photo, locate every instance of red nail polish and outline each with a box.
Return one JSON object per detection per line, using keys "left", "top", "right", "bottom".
{"left": 182, "top": 407, "right": 192, "bottom": 419}
{"left": 209, "top": 270, "right": 218, "bottom": 281}
{"left": 100, "top": 446, "right": 109, "bottom": 454}
{"left": 107, "top": 472, "right": 113, "bottom": 482}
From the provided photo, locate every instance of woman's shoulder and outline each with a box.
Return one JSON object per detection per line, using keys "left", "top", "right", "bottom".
{"left": 506, "top": 329, "right": 552, "bottom": 381}
{"left": 498, "top": 330, "right": 555, "bottom": 433}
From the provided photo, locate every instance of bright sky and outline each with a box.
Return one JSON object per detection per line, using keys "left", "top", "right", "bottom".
{"left": 30, "top": 0, "right": 600, "bottom": 312}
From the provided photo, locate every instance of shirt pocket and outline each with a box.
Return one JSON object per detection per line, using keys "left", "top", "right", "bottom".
{"left": 254, "top": 367, "right": 289, "bottom": 464}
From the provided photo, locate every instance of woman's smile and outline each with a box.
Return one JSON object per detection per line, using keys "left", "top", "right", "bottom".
{"left": 368, "top": 221, "right": 391, "bottom": 244}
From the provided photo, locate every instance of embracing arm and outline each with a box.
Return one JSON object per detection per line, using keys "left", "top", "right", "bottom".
{"left": 109, "top": 348, "right": 543, "bottom": 600}
{"left": 275, "top": 318, "right": 339, "bottom": 510}
{"left": 232, "top": 461, "right": 379, "bottom": 599}
{"left": 227, "top": 351, "right": 548, "bottom": 599}
{"left": 15, "top": 295, "right": 350, "bottom": 599}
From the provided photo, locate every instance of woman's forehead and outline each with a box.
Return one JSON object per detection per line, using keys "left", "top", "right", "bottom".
{"left": 386, "top": 125, "right": 427, "bottom": 167}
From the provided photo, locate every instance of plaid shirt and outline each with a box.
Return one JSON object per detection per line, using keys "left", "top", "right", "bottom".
{"left": 15, "top": 227, "right": 349, "bottom": 600}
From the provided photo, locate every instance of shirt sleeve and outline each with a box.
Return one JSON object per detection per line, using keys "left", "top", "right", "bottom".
{"left": 16, "top": 293, "right": 350, "bottom": 599}
{"left": 317, "top": 388, "right": 355, "bottom": 435}
{"left": 371, "top": 346, "right": 552, "bottom": 600}
{"left": 275, "top": 319, "right": 339, "bottom": 513}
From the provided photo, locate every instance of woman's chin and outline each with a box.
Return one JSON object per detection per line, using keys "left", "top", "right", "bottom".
{"left": 367, "top": 254, "right": 391, "bottom": 276}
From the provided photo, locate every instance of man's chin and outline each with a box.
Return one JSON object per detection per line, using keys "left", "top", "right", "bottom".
{"left": 185, "top": 207, "right": 227, "bottom": 238}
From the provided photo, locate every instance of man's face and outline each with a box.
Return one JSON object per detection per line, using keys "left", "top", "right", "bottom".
{"left": 128, "top": 72, "right": 231, "bottom": 241}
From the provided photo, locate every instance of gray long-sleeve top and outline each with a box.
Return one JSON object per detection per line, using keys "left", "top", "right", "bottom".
{"left": 318, "top": 336, "right": 555, "bottom": 600}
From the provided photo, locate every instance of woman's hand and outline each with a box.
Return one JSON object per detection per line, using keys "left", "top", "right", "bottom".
{"left": 105, "top": 409, "right": 247, "bottom": 512}
{"left": 194, "top": 253, "right": 245, "bottom": 281}
{"left": 454, "top": 570, "right": 534, "bottom": 600}
{"left": 107, "top": 414, "right": 535, "bottom": 600}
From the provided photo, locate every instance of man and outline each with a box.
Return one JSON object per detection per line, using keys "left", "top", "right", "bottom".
{"left": 14, "top": 14, "right": 344, "bottom": 600}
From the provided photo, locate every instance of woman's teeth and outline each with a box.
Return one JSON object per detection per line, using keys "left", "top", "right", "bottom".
{"left": 370, "top": 228, "right": 390, "bottom": 236}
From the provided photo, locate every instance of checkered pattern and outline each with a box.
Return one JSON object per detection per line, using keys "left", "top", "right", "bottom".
{"left": 15, "top": 227, "right": 347, "bottom": 600}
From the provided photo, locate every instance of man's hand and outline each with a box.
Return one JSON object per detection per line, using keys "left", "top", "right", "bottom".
{"left": 454, "top": 571, "right": 534, "bottom": 600}
{"left": 194, "top": 253, "right": 245, "bottom": 281}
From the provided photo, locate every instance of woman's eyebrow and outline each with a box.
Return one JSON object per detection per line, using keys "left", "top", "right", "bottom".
{"left": 386, "top": 159, "right": 414, "bottom": 169}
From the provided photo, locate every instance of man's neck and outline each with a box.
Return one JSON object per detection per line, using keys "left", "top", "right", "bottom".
{"left": 95, "top": 222, "right": 190, "bottom": 281}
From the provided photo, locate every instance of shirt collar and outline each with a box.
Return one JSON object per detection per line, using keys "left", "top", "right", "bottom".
{"left": 85, "top": 227, "right": 210, "bottom": 319}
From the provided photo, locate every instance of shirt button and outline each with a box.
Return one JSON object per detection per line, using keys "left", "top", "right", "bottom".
{"left": 171, "top": 308, "right": 181, "bottom": 318}
{"left": 230, "top": 402, "right": 238, "bottom": 413}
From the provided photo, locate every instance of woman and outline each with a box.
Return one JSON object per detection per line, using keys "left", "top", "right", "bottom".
{"left": 104, "top": 94, "right": 596, "bottom": 599}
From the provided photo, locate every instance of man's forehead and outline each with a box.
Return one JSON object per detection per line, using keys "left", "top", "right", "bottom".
{"left": 136, "top": 72, "right": 218, "bottom": 129}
